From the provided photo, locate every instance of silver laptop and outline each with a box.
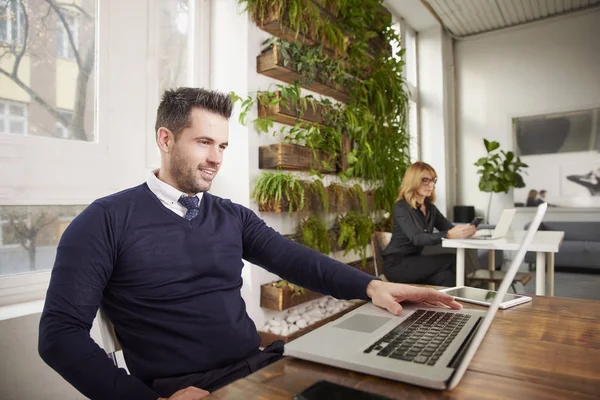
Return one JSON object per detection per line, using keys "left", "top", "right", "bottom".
{"left": 470, "top": 208, "right": 516, "bottom": 240}
{"left": 285, "top": 203, "right": 548, "bottom": 391}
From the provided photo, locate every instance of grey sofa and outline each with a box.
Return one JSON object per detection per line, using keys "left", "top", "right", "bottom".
{"left": 524, "top": 221, "right": 600, "bottom": 270}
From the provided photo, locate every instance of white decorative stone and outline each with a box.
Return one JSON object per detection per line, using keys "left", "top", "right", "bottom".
{"left": 270, "top": 326, "right": 283, "bottom": 335}
{"left": 288, "top": 325, "right": 300, "bottom": 334}
{"left": 269, "top": 319, "right": 282, "bottom": 327}
{"left": 296, "top": 319, "right": 308, "bottom": 328}
{"left": 286, "top": 314, "right": 301, "bottom": 323}
{"left": 308, "top": 309, "right": 323, "bottom": 318}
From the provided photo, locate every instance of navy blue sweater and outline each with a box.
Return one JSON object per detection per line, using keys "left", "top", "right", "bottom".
{"left": 38, "top": 184, "right": 375, "bottom": 400}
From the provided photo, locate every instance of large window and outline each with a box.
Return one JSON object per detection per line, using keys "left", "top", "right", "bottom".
{"left": 0, "top": 0, "right": 204, "bottom": 306}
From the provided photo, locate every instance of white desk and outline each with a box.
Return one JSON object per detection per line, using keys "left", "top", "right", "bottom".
{"left": 442, "top": 231, "right": 564, "bottom": 296}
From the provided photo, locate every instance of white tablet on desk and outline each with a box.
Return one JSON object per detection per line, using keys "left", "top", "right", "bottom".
{"left": 440, "top": 286, "right": 532, "bottom": 309}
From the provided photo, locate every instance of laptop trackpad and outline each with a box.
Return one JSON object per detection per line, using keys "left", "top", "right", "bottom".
{"left": 334, "top": 314, "right": 391, "bottom": 333}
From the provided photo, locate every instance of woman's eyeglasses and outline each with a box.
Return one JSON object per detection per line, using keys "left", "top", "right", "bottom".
{"left": 421, "top": 177, "right": 437, "bottom": 185}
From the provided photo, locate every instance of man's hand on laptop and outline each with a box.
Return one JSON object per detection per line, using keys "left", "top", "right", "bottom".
{"left": 158, "top": 386, "right": 209, "bottom": 400}
{"left": 366, "top": 281, "right": 462, "bottom": 316}
{"left": 447, "top": 224, "right": 476, "bottom": 239}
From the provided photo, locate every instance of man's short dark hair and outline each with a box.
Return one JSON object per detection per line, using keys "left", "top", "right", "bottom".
{"left": 155, "top": 87, "right": 232, "bottom": 138}
{"left": 540, "top": 190, "right": 547, "bottom": 195}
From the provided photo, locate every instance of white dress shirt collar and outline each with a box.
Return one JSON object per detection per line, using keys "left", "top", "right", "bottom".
{"left": 146, "top": 169, "right": 203, "bottom": 217}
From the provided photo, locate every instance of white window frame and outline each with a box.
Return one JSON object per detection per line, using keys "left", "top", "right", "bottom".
{"left": 0, "top": 99, "right": 28, "bottom": 135}
{"left": 0, "top": 0, "right": 25, "bottom": 45}
{"left": 0, "top": 0, "right": 208, "bottom": 307}
{"left": 56, "top": 13, "right": 79, "bottom": 60}
{"left": 399, "top": 20, "right": 420, "bottom": 162}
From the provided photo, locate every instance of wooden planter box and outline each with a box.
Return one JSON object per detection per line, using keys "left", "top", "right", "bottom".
{"left": 258, "top": 91, "right": 324, "bottom": 126}
{"left": 326, "top": 185, "right": 372, "bottom": 213}
{"left": 366, "top": 190, "right": 376, "bottom": 211}
{"left": 257, "top": 192, "right": 326, "bottom": 213}
{"left": 337, "top": 135, "right": 352, "bottom": 173}
{"left": 258, "top": 301, "right": 366, "bottom": 346}
{"left": 253, "top": 2, "right": 348, "bottom": 59}
{"left": 257, "top": 45, "right": 350, "bottom": 103}
{"left": 260, "top": 282, "right": 324, "bottom": 311}
{"left": 257, "top": 195, "right": 292, "bottom": 213}
{"left": 259, "top": 143, "right": 335, "bottom": 173}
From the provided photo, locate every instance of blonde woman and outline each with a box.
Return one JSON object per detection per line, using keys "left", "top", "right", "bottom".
{"left": 382, "top": 162, "right": 476, "bottom": 286}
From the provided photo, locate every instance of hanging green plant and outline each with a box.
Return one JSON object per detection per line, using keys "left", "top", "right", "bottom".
{"left": 240, "top": 0, "right": 348, "bottom": 55}
{"left": 251, "top": 172, "right": 305, "bottom": 214}
{"left": 304, "top": 179, "right": 329, "bottom": 213}
{"left": 298, "top": 215, "right": 331, "bottom": 254}
{"left": 334, "top": 211, "right": 375, "bottom": 265}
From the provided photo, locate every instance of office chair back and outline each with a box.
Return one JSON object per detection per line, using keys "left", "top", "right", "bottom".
{"left": 96, "top": 307, "right": 121, "bottom": 366}
{"left": 370, "top": 231, "right": 392, "bottom": 278}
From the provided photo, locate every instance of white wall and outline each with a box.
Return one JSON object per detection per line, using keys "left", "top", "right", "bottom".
{"left": 455, "top": 9, "right": 600, "bottom": 223}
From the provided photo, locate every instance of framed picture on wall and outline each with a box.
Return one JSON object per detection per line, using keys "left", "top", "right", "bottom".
{"left": 513, "top": 107, "right": 600, "bottom": 208}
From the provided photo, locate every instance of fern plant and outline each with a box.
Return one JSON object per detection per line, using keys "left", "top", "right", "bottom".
{"left": 335, "top": 211, "right": 375, "bottom": 265}
{"left": 299, "top": 215, "right": 331, "bottom": 254}
{"left": 303, "top": 179, "right": 329, "bottom": 213}
{"left": 252, "top": 172, "right": 305, "bottom": 214}
{"left": 348, "top": 183, "right": 367, "bottom": 213}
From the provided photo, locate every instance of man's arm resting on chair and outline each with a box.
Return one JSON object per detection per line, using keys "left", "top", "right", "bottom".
{"left": 38, "top": 203, "right": 161, "bottom": 400}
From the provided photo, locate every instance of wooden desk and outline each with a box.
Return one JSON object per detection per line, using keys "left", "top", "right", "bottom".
{"left": 208, "top": 296, "right": 600, "bottom": 400}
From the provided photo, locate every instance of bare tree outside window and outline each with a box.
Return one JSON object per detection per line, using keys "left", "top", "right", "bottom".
{"left": 0, "top": 0, "right": 96, "bottom": 141}
{"left": 0, "top": 205, "right": 86, "bottom": 275}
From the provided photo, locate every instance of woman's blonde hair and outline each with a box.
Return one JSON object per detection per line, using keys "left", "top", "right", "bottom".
{"left": 397, "top": 161, "right": 437, "bottom": 208}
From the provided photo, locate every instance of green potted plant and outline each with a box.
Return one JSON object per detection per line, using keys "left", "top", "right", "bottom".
{"left": 475, "top": 139, "right": 528, "bottom": 223}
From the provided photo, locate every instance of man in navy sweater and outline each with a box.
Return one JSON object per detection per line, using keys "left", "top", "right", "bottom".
{"left": 38, "top": 88, "right": 461, "bottom": 400}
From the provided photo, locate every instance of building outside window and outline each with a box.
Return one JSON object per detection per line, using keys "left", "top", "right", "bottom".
{"left": 56, "top": 13, "right": 78, "bottom": 60}
{"left": 0, "top": 99, "right": 28, "bottom": 135}
{"left": 0, "top": 0, "right": 26, "bottom": 45}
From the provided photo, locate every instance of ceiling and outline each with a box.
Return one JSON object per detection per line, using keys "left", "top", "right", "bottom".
{"left": 421, "top": 0, "right": 600, "bottom": 37}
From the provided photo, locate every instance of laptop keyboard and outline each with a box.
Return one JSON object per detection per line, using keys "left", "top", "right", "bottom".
{"left": 363, "top": 310, "right": 471, "bottom": 366}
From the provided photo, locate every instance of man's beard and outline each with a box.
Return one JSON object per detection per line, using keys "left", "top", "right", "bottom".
{"left": 170, "top": 148, "right": 214, "bottom": 194}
